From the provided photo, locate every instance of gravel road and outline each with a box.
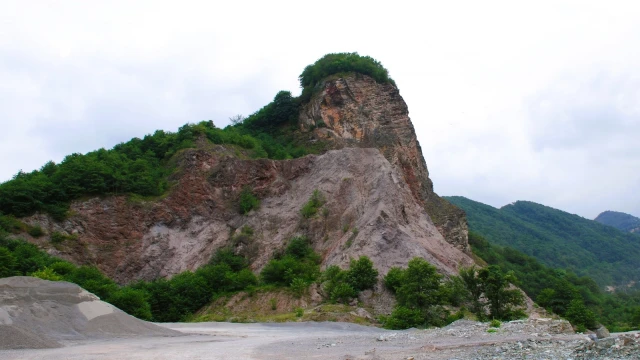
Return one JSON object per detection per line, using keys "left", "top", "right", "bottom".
{"left": 1, "top": 319, "right": 639, "bottom": 360}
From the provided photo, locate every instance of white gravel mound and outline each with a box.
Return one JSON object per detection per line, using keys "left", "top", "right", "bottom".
{"left": 0, "top": 276, "right": 181, "bottom": 349}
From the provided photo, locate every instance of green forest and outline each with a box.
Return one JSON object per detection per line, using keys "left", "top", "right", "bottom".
{"left": 595, "top": 210, "right": 640, "bottom": 233}
{"left": 445, "top": 196, "right": 640, "bottom": 287}
{"left": 468, "top": 231, "right": 640, "bottom": 331}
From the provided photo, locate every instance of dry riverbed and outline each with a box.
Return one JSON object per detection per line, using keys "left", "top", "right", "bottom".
{"left": 2, "top": 319, "right": 639, "bottom": 360}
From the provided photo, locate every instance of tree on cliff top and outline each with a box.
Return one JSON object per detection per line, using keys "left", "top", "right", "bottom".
{"left": 298, "top": 53, "right": 395, "bottom": 101}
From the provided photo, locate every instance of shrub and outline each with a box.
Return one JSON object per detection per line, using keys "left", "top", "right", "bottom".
{"left": 27, "top": 225, "right": 44, "bottom": 237}
{"left": 0, "top": 247, "right": 17, "bottom": 277}
{"left": 290, "top": 278, "right": 307, "bottom": 298}
{"left": 30, "top": 267, "right": 63, "bottom": 281}
{"left": 295, "top": 307, "right": 304, "bottom": 317}
{"left": 489, "top": 319, "right": 501, "bottom": 328}
{"left": 261, "top": 237, "right": 321, "bottom": 286}
{"left": 384, "top": 306, "right": 424, "bottom": 329}
{"left": 384, "top": 267, "right": 405, "bottom": 293}
{"left": 49, "top": 261, "right": 76, "bottom": 276}
{"left": 565, "top": 299, "right": 597, "bottom": 330}
{"left": 395, "top": 258, "right": 443, "bottom": 309}
{"left": 108, "top": 288, "right": 152, "bottom": 320}
{"left": 210, "top": 248, "right": 248, "bottom": 272}
{"left": 50, "top": 231, "right": 77, "bottom": 244}
{"left": 66, "top": 266, "right": 118, "bottom": 300}
{"left": 238, "top": 187, "right": 259, "bottom": 214}
{"left": 301, "top": 190, "right": 325, "bottom": 218}
{"left": 346, "top": 256, "right": 378, "bottom": 291}
{"left": 330, "top": 282, "right": 357, "bottom": 303}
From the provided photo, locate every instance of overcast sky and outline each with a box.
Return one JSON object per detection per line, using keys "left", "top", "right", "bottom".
{"left": 1, "top": 0, "right": 639, "bottom": 219}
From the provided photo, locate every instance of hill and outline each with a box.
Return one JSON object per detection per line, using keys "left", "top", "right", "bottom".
{"left": 445, "top": 196, "right": 640, "bottom": 288}
{"left": 0, "top": 53, "right": 480, "bottom": 328}
{"left": 595, "top": 210, "right": 640, "bottom": 234}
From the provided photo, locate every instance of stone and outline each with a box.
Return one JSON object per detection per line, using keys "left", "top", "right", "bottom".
{"left": 595, "top": 325, "right": 610, "bottom": 339}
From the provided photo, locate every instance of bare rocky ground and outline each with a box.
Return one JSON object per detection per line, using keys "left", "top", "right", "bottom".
{"left": 2, "top": 319, "right": 639, "bottom": 360}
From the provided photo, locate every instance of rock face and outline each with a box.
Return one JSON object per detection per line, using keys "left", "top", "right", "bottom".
{"left": 25, "top": 148, "right": 474, "bottom": 284}
{"left": 20, "top": 74, "right": 475, "bottom": 285}
{"left": 298, "top": 74, "right": 469, "bottom": 252}
{"left": 0, "top": 276, "right": 180, "bottom": 349}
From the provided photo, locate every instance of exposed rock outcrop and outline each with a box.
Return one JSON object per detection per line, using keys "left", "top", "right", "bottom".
{"left": 25, "top": 148, "right": 474, "bottom": 284}
{"left": 298, "top": 74, "right": 469, "bottom": 252}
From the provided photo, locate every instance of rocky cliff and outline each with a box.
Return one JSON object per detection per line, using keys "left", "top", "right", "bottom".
{"left": 20, "top": 74, "right": 474, "bottom": 284}
{"left": 25, "top": 146, "right": 474, "bottom": 284}
{"left": 298, "top": 74, "right": 469, "bottom": 252}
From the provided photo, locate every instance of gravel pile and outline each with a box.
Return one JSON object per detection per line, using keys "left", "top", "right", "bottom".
{"left": 0, "top": 276, "right": 181, "bottom": 350}
{"left": 573, "top": 332, "right": 640, "bottom": 359}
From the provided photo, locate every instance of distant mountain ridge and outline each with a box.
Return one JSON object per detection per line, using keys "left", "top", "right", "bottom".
{"left": 445, "top": 196, "right": 640, "bottom": 288}
{"left": 595, "top": 210, "right": 640, "bottom": 234}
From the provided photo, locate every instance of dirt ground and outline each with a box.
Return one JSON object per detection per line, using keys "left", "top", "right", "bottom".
{"left": 4, "top": 319, "right": 638, "bottom": 360}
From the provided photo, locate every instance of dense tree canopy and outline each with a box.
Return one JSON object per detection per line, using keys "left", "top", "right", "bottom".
{"left": 446, "top": 196, "right": 640, "bottom": 287}
{"left": 298, "top": 53, "right": 395, "bottom": 101}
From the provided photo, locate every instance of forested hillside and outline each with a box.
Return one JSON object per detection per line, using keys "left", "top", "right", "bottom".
{"left": 445, "top": 196, "right": 640, "bottom": 288}
{"left": 469, "top": 232, "right": 640, "bottom": 331}
{"left": 595, "top": 210, "right": 640, "bottom": 234}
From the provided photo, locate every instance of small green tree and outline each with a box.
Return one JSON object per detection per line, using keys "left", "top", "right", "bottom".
{"left": 477, "top": 265, "right": 524, "bottom": 320}
{"left": 459, "top": 266, "right": 485, "bottom": 318}
{"left": 346, "top": 256, "right": 378, "bottom": 291}
{"left": 108, "top": 288, "right": 152, "bottom": 320}
{"left": 238, "top": 187, "right": 259, "bottom": 214}
{"left": 395, "top": 258, "right": 443, "bottom": 309}
{"left": 564, "top": 299, "right": 597, "bottom": 331}
{"left": 0, "top": 247, "right": 17, "bottom": 277}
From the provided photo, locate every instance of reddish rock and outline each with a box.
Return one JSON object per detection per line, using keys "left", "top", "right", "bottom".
{"left": 299, "top": 74, "right": 469, "bottom": 252}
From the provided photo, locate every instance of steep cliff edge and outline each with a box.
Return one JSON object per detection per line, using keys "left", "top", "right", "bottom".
{"left": 298, "top": 74, "right": 469, "bottom": 252}
{"left": 25, "top": 147, "right": 474, "bottom": 283}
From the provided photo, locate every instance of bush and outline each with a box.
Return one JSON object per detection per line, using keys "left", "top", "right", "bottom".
{"left": 108, "top": 288, "right": 152, "bottom": 320}
{"left": 384, "top": 267, "right": 405, "bottom": 293}
{"left": 301, "top": 190, "right": 325, "bottom": 218}
{"left": 346, "top": 256, "right": 378, "bottom": 291}
{"left": 210, "top": 248, "right": 248, "bottom": 272}
{"left": 30, "top": 267, "right": 63, "bottom": 281}
{"left": 395, "top": 258, "right": 443, "bottom": 309}
{"left": 66, "top": 266, "right": 118, "bottom": 300}
{"left": 238, "top": 187, "right": 259, "bottom": 215}
{"left": 565, "top": 299, "right": 597, "bottom": 330}
{"left": 261, "top": 237, "right": 320, "bottom": 287}
{"left": 489, "top": 319, "right": 501, "bottom": 328}
{"left": 290, "top": 278, "right": 308, "bottom": 298}
{"left": 50, "top": 231, "right": 77, "bottom": 244}
{"left": 384, "top": 306, "right": 424, "bottom": 329}
{"left": 27, "top": 225, "right": 44, "bottom": 237}
{"left": 49, "top": 261, "right": 76, "bottom": 276}
{"left": 0, "top": 247, "right": 17, "bottom": 277}
{"left": 330, "top": 282, "right": 357, "bottom": 303}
